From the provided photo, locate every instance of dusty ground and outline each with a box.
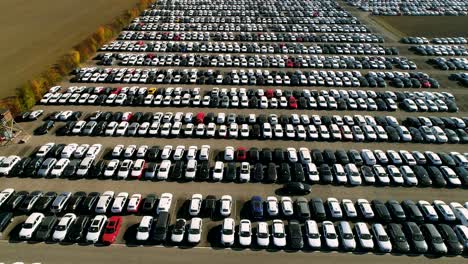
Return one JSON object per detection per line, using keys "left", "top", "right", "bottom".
{"left": 0, "top": 0, "right": 140, "bottom": 98}
{"left": 370, "top": 16, "right": 468, "bottom": 38}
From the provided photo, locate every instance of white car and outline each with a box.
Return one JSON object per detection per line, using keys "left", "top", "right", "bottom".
{"left": 400, "top": 165, "right": 418, "bottom": 186}
{"left": 161, "top": 145, "right": 173, "bottom": 160}
{"left": 338, "top": 221, "right": 356, "bottom": 251}
{"left": 386, "top": 165, "right": 404, "bottom": 185}
{"left": 417, "top": 200, "right": 439, "bottom": 222}
{"left": 36, "top": 143, "right": 55, "bottom": 157}
{"left": 213, "top": 161, "right": 224, "bottom": 181}
{"left": 171, "top": 218, "right": 186, "bottom": 243}
{"left": 52, "top": 213, "right": 77, "bottom": 241}
{"left": 127, "top": 194, "right": 142, "bottom": 213}
{"left": 0, "top": 188, "right": 15, "bottom": 208}
{"left": 322, "top": 221, "right": 339, "bottom": 249}
{"left": 342, "top": 199, "right": 358, "bottom": 218}
{"left": 104, "top": 159, "right": 119, "bottom": 178}
{"left": 221, "top": 218, "right": 235, "bottom": 246}
{"left": 123, "top": 145, "right": 137, "bottom": 158}
{"left": 19, "top": 212, "right": 45, "bottom": 240}
{"left": 454, "top": 225, "right": 468, "bottom": 250}
{"left": 373, "top": 165, "right": 390, "bottom": 185}
{"left": 224, "top": 146, "right": 234, "bottom": 161}
{"left": 86, "top": 215, "right": 108, "bottom": 243}
{"left": 61, "top": 143, "right": 78, "bottom": 159}
{"left": 86, "top": 144, "right": 102, "bottom": 158}
{"left": 357, "top": 199, "right": 375, "bottom": 219}
{"left": 136, "top": 145, "right": 148, "bottom": 158}
{"left": 327, "top": 198, "right": 343, "bottom": 219}
{"left": 220, "top": 195, "right": 232, "bottom": 216}
{"left": 76, "top": 157, "right": 94, "bottom": 177}
{"left": 305, "top": 220, "right": 321, "bottom": 249}
{"left": 73, "top": 144, "right": 90, "bottom": 159}
{"left": 266, "top": 196, "right": 279, "bottom": 216}
{"left": 189, "top": 194, "right": 203, "bottom": 216}
{"left": 280, "top": 196, "right": 294, "bottom": 216}
{"left": 372, "top": 223, "right": 392, "bottom": 253}
{"left": 136, "top": 216, "right": 153, "bottom": 241}
{"left": 256, "top": 222, "right": 270, "bottom": 247}
{"left": 186, "top": 146, "right": 198, "bottom": 160}
{"left": 238, "top": 219, "right": 252, "bottom": 246}
{"left": 50, "top": 158, "right": 70, "bottom": 177}
{"left": 354, "top": 222, "right": 374, "bottom": 251}
{"left": 187, "top": 217, "right": 203, "bottom": 244}
{"left": 333, "top": 164, "right": 347, "bottom": 184}
{"left": 173, "top": 145, "right": 185, "bottom": 160}
{"left": 440, "top": 166, "right": 461, "bottom": 186}
{"left": 111, "top": 192, "right": 129, "bottom": 213}
{"left": 0, "top": 155, "right": 21, "bottom": 175}
{"left": 157, "top": 160, "right": 171, "bottom": 180}
{"left": 117, "top": 160, "right": 133, "bottom": 179}
{"left": 344, "top": 163, "right": 361, "bottom": 185}
{"left": 185, "top": 160, "right": 197, "bottom": 179}
{"left": 95, "top": 191, "right": 114, "bottom": 214}
{"left": 199, "top": 145, "right": 210, "bottom": 160}
{"left": 239, "top": 162, "right": 250, "bottom": 182}
{"left": 286, "top": 148, "right": 298, "bottom": 162}
{"left": 112, "top": 145, "right": 124, "bottom": 157}
{"left": 272, "top": 220, "right": 286, "bottom": 247}
{"left": 157, "top": 193, "right": 173, "bottom": 214}
{"left": 433, "top": 200, "right": 456, "bottom": 221}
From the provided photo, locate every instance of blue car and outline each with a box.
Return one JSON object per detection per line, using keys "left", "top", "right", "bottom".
{"left": 250, "top": 196, "right": 263, "bottom": 219}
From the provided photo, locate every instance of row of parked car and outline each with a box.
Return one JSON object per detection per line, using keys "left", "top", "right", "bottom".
{"left": 49, "top": 112, "right": 468, "bottom": 144}
{"left": 449, "top": 72, "right": 468, "bottom": 87}
{"left": 101, "top": 52, "right": 416, "bottom": 70}
{"left": 72, "top": 67, "right": 438, "bottom": 90}
{"left": 401, "top": 37, "right": 467, "bottom": 45}
{"left": 410, "top": 45, "right": 467, "bottom": 56}
{"left": 428, "top": 57, "right": 468, "bottom": 71}
{"left": 346, "top": 0, "right": 468, "bottom": 16}
{"left": 100, "top": 41, "right": 400, "bottom": 55}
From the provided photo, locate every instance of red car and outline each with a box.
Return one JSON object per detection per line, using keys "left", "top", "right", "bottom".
{"left": 111, "top": 87, "right": 122, "bottom": 95}
{"left": 422, "top": 80, "right": 431, "bottom": 88}
{"left": 101, "top": 216, "right": 122, "bottom": 245}
{"left": 195, "top": 112, "right": 205, "bottom": 124}
{"left": 288, "top": 96, "right": 298, "bottom": 109}
{"left": 236, "top": 147, "right": 247, "bottom": 161}
{"left": 265, "top": 89, "right": 274, "bottom": 98}
{"left": 286, "top": 60, "right": 294, "bottom": 68}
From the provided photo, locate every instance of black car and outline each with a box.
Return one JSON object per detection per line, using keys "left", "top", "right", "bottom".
{"left": 412, "top": 166, "right": 432, "bottom": 187}
{"left": 66, "top": 191, "right": 87, "bottom": 212}
{"left": 309, "top": 198, "right": 326, "bottom": 221}
{"left": 371, "top": 200, "right": 392, "bottom": 223}
{"left": 5, "top": 191, "right": 29, "bottom": 211}
{"left": 278, "top": 163, "right": 291, "bottom": 183}
{"left": 146, "top": 146, "right": 160, "bottom": 161}
{"left": 273, "top": 148, "right": 285, "bottom": 162}
{"left": 261, "top": 148, "right": 273, "bottom": 163}
{"left": 282, "top": 182, "right": 311, "bottom": 195}
{"left": 9, "top": 157, "right": 31, "bottom": 177}
{"left": 252, "top": 163, "right": 264, "bottom": 182}
{"left": 323, "top": 149, "right": 336, "bottom": 164}
{"left": 288, "top": 220, "right": 304, "bottom": 249}
{"left": 198, "top": 161, "right": 210, "bottom": 180}
{"left": 171, "top": 161, "right": 185, "bottom": 180}
{"left": 291, "top": 163, "right": 305, "bottom": 182}
{"left": 142, "top": 194, "right": 158, "bottom": 213}
{"left": 24, "top": 157, "right": 44, "bottom": 177}
{"left": 0, "top": 212, "right": 13, "bottom": 232}
{"left": 386, "top": 200, "right": 406, "bottom": 222}
{"left": 34, "top": 120, "right": 55, "bottom": 135}
{"left": 224, "top": 162, "right": 236, "bottom": 182}
{"left": 265, "top": 163, "right": 277, "bottom": 182}
{"left": 311, "top": 149, "right": 324, "bottom": 164}
{"left": 33, "top": 191, "right": 57, "bottom": 212}
{"left": 81, "top": 192, "right": 100, "bottom": 213}
{"left": 62, "top": 161, "right": 79, "bottom": 178}
{"left": 438, "top": 152, "right": 456, "bottom": 166}
{"left": 387, "top": 223, "right": 410, "bottom": 253}
{"left": 454, "top": 167, "right": 468, "bottom": 186}
{"left": 295, "top": 197, "right": 311, "bottom": 221}
{"left": 402, "top": 222, "right": 428, "bottom": 254}
{"left": 88, "top": 160, "right": 106, "bottom": 179}
{"left": 360, "top": 165, "right": 375, "bottom": 184}
{"left": 249, "top": 148, "right": 260, "bottom": 162}
{"left": 19, "top": 190, "right": 43, "bottom": 212}
{"left": 56, "top": 121, "right": 76, "bottom": 136}
{"left": 67, "top": 215, "right": 91, "bottom": 242}
{"left": 402, "top": 200, "right": 424, "bottom": 224}
{"left": 319, "top": 164, "right": 333, "bottom": 183}
{"left": 35, "top": 215, "right": 58, "bottom": 241}
{"left": 437, "top": 224, "right": 463, "bottom": 255}
{"left": 347, "top": 149, "right": 363, "bottom": 165}
{"left": 335, "top": 149, "right": 349, "bottom": 164}
{"left": 204, "top": 195, "right": 216, "bottom": 219}
{"left": 49, "top": 144, "right": 66, "bottom": 158}
{"left": 427, "top": 166, "right": 447, "bottom": 187}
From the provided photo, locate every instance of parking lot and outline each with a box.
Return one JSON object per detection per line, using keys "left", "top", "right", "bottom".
{"left": 0, "top": 0, "right": 467, "bottom": 263}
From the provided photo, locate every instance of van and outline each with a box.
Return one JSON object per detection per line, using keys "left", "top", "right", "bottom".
{"left": 152, "top": 212, "right": 170, "bottom": 242}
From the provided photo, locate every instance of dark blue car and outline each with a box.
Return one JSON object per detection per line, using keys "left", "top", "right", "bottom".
{"left": 250, "top": 196, "right": 263, "bottom": 219}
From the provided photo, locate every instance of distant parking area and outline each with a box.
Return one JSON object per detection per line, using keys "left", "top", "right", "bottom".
{"left": 0, "top": 0, "right": 138, "bottom": 97}
{"left": 370, "top": 16, "right": 468, "bottom": 38}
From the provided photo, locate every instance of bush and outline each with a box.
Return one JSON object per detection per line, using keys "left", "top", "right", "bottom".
{"left": 4, "top": 0, "right": 155, "bottom": 115}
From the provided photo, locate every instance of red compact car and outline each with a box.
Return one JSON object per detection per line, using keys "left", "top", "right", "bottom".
{"left": 195, "top": 112, "right": 205, "bottom": 124}
{"left": 101, "top": 216, "right": 122, "bottom": 245}
{"left": 289, "top": 96, "right": 298, "bottom": 109}
{"left": 265, "top": 89, "right": 274, "bottom": 98}
{"left": 236, "top": 147, "right": 247, "bottom": 161}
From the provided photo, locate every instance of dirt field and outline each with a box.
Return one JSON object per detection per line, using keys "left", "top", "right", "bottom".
{"left": 371, "top": 16, "right": 468, "bottom": 38}
{"left": 0, "top": 0, "right": 140, "bottom": 98}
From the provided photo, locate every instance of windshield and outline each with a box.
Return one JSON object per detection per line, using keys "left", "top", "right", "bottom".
{"left": 361, "top": 234, "right": 371, "bottom": 239}
{"left": 343, "top": 233, "right": 353, "bottom": 239}
{"left": 89, "top": 227, "right": 99, "bottom": 232}
{"left": 78, "top": 165, "right": 87, "bottom": 170}
{"left": 138, "top": 227, "right": 148, "bottom": 232}
{"left": 223, "top": 229, "right": 233, "bottom": 235}
{"left": 189, "top": 228, "right": 200, "bottom": 235}
{"left": 56, "top": 225, "right": 66, "bottom": 231}
{"left": 105, "top": 227, "right": 115, "bottom": 233}
{"left": 23, "top": 223, "right": 33, "bottom": 229}
{"left": 326, "top": 233, "right": 336, "bottom": 239}
{"left": 240, "top": 231, "right": 251, "bottom": 237}
{"left": 378, "top": 235, "right": 389, "bottom": 241}
{"left": 173, "top": 228, "right": 184, "bottom": 235}
{"left": 308, "top": 233, "right": 319, "bottom": 239}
